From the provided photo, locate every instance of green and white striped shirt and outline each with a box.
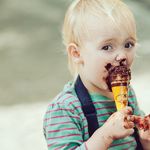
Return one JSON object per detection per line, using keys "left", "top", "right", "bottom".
{"left": 43, "top": 81, "right": 144, "bottom": 150}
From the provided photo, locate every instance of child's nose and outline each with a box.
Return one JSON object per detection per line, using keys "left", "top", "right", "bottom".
{"left": 115, "top": 51, "right": 127, "bottom": 65}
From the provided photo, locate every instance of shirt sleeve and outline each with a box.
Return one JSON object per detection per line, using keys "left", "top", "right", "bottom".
{"left": 128, "top": 86, "right": 145, "bottom": 116}
{"left": 43, "top": 102, "right": 88, "bottom": 150}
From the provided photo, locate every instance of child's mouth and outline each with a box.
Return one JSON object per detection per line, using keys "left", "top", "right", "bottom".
{"left": 104, "top": 61, "right": 131, "bottom": 91}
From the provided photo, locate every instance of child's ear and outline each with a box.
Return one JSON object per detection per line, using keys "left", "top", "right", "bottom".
{"left": 67, "top": 43, "right": 83, "bottom": 64}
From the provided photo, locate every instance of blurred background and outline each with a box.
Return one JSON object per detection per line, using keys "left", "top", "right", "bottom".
{"left": 0, "top": 0, "right": 150, "bottom": 150}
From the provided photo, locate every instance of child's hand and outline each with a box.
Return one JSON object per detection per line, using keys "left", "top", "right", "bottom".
{"left": 85, "top": 107, "right": 135, "bottom": 150}
{"left": 133, "top": 114, "right": 150, "bottom": 131}
{"left": 133, "top": 115, "right": 150, "bottom": 150}
{"left": 103, "top": 106, "right": 134, "bottom": 140}
{"left": 137, "top": 115, "right": 150, "bottom": 141}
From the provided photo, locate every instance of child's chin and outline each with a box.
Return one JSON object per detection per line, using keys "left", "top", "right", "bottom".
{"left": 105, "top": 85, "right": 112, "bottom": 92}
{"left": 102, "top": 84, "right": 110, "bottom": 91}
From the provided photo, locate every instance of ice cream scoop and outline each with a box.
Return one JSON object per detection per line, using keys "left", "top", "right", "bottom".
{"left": 106, "top": 63, "right": 131, "bottom": 111}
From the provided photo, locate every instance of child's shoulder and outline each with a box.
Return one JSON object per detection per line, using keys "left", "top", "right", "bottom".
{"left": 128, "top": 85, "right": 136, "bottom": 95}
{"left": 47, "top": 81, "right": 81, "bottom": 111}
{"left": 128, "top": 85, "right": 137, "bottom": 103}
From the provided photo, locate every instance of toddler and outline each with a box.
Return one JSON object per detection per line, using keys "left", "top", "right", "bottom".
{"left": 43, "top": 0, "right": 150, "bottom": 149}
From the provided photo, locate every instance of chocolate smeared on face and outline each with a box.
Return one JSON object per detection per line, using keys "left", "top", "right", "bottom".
{"left": 105, "top": 62, "right": 131, "bottom": 91}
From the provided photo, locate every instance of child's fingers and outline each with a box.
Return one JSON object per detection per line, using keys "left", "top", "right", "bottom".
{"left": 133, "top": 115, "right": 150, "bottom": 131}
{"left": 124, "top": 106, "right": 133, "bottom": 115}
{"left": 145, "top": 115, "right": 150, "bottom": 130}
{"left": 126, "top": 128, "right": 134, "bottom": 135}
{"left": 124, "top": 121, "right": 134, "bottom": 129}
{"left": 119, "top": 106, "right": 133, "bottom": 115}
{"left": 132, "top": 115, "right": 141, "bottom": 123}
{"left": 145, "top": 114, "right": 150, "bottom": 122}
{"left": 124, "top": 121, "right": 134, "bottom": 136}
{"left": 124, "top": 114, "right": 135, "bottom": 129}
{"left": 124, "top": 115, "right": 134, "bottom": 122}
{"left": 129, "top": 115, "right": 135, "bottom": 122}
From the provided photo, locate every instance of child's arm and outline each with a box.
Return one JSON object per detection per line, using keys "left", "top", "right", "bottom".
{"left": 85, "top": 107, "right": 134, "bottom": 150}
{"left": 43, "top": 101, "right": 94, "bottom": 150}
{"left": 44, "top": 101, "right": 134, "bottom": 150}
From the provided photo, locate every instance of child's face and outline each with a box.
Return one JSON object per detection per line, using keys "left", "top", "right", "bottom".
{"left": 79, "top": 15, "right": 136, "bottom": 93}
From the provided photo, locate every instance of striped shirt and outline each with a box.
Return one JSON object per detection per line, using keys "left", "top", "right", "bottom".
{"left": 43, "top": 81, "right": 144, "bottom": 150}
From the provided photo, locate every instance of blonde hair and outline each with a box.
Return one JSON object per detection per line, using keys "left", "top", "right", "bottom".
{"left": 62, "top": 0, "right": 137, "bottom": 77}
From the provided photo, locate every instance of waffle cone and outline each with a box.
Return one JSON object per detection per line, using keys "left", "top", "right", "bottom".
{"left": 105, "top": 63, "right": 131, "bottom": 110}
{"left": 112, "top": 82, "right": 128, "bottom": 111}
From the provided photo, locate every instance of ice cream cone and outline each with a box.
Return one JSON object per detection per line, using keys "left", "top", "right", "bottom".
{"left": 111, "top": 81, "right": 128, "bottom": 110}
{"left": 106, "top": 64, "right": 131, "bottom": 111}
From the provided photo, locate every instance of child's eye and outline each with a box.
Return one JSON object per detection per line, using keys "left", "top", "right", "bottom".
{"left": 101, "top": 45, "right": 112, "bottom": 51}
{"left": 124, "top": 42, "right": 135, "bottom": 49}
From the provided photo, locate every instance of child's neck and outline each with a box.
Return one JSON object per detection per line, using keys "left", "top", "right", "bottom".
{"left": 80, "top": 77, "right": 114, "bottom": 100}
{"left": 89, "top": 87, "right": 114, "bottom": 100}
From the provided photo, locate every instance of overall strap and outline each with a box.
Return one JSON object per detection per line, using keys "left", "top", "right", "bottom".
{"left": 133, "top": 128, "right": 143, "bottom": 150}
{"left": 75, "top": 75, "right": 99, "bottom": 137}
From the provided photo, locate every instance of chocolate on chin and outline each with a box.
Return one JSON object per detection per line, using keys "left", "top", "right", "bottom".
{"left": 106, "top": 63, "right": 131, "bottom": 111}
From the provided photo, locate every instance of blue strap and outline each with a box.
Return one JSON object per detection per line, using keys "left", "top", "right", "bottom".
{"left": 133, "top": 128, "right": 143, "bottom": 150}
{"left": 75, "top": 75, "right": 99, "bottom": 137}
